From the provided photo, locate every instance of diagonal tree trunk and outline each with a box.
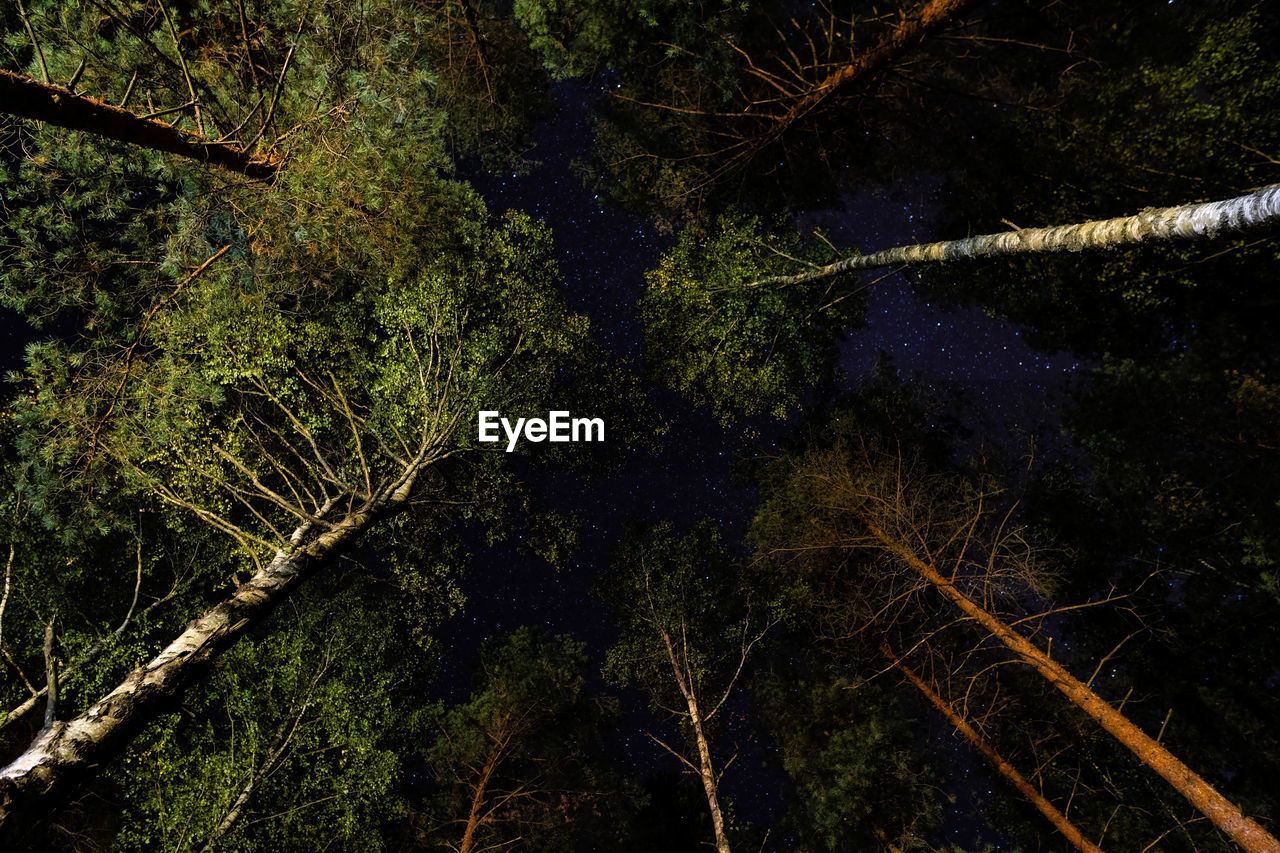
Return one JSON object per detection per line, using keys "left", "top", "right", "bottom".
{"left": 864, "top": 517, "right": 1280, "bottom": 853}
{"left": 196, "top": 674, "right": 319, "bottom": 853}
{"left": 886, "top": 648, "right": 1104, "bottom": 853}
{"left": 0, "top": 69, "right": 278, "bottom": 179}
{"left": 1, "top": 553, "right": 179, "bottom": 736}
{"left": 0, "top": 456, "right": 430, "bottom": 835}
{"left": 745, "top": 183, "right": 1280, "bottom": 289}
{"left": 755, "top": 0, "right": 981, "bottom": 149}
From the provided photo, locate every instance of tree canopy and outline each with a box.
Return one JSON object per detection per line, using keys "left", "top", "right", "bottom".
{"left": 0, "top": 0, "right": 1278, "bottom": 850}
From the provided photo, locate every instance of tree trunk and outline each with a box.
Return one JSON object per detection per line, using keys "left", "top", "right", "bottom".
{"left": 685, "top": 693, "right": 732, "bottom": 853}
{"left": 759, "top": 0, "right": 981, "bottom": 145}
{"left": 887, "top": 649, "right": 1103, "bottom": 853}
{"left": 0, "top": 69, "right": 278, "bottom": 179}
{"left": 455, "top": 0, "right": 494, "bottom": 98}
{"left": 197, "top": 714, "right": 294, "bottom": 851}
{"left": 746, "top": 184, "right": 1280, "bottom": 289}
{"left": 660, "top": 628, "right": 732, "bottom": 853}
{"left": 1, "top": 573, "right": 177, "bottom": 736}
{"left": 867, "top": 519, "right": 1280, "bottom": 853}
{"left": 0, "top": 464, "right": 425, "bottom": 835}
{"left": 457, "top": 738, "right": 503, "bottom": 853}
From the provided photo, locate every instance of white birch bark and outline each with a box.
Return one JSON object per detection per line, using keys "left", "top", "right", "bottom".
{"left": 0, "top": 459, "right": 428, "bottom": 832}
{"left": 747, "top": 184, "right": 1280, "bottom": 289}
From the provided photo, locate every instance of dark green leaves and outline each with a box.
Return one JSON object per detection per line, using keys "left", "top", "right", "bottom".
{"left": 642, "top": 214, "right": 864, "bottom": 421}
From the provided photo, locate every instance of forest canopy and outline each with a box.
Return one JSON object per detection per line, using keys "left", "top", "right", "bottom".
{"left": 0, "top": 0, "right": 1278, "bottom": 851}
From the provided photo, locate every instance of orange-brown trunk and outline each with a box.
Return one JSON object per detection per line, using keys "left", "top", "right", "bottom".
{"left": 0, "top": 69, "right": 277, "bottom": 178}
{"left": 870, "top": 521, "right": 1280, "bottom": 853}
{"left": 888, "top": 649, "right": 1103, "bottom": 852}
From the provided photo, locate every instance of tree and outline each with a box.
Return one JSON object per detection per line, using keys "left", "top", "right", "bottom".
{"left": 642, "top": 182, "right": 1280, "bottom": 420}
{"left": 0, "top": 205, "right": 590, "bottom": 831}
{"left": 641, "top": 214, "right": 866, "bottom": 420}
{"left": 738, "top": 183, "right": 1280, "bottom": 289}
{"left": 513, "top": 0, "right": 673, "bottom": 79}
{"left": 885, "top": 647, "right": 1103, "bottom": 853}
{"left": 757, "top": 669, "right": 942, "bottom": 851}
{"left": 0, "top": 0, "right": 549, "bottom": 188}
{"left": 580, "top": 0, "right": 992, "bottom": 217}
{"left": 0, "top": 70, "right": 277, "bottom": 177}
{"left": 0, "top": 2, "right": 594, "bottom": 824}
{"left": 420, "top": 627, "right": 619, "bottom": 853}
{"left": 601, "top": 520, "right": 782, "bottom": 853}
{"left": 916, "top": 0, "right": 1280, "bottom": 358}
{"left": 409, "top": 0, "right": 550, "bottom": 167}
{"left": 107, "top": 574, "right": 433, "bottom": 852}
{"left": 752, "top": 435, "right": 1280, "bottom": 852}
{"left": 693, "top": 0, "right": 984, "bottom": 186}
{"left": 0, "top": 193, "right": 592, "bottom": 827}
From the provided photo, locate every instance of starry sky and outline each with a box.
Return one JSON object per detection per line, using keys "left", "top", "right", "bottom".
{"left": 435, "top": 79, "right": 1090, "bottom": 842}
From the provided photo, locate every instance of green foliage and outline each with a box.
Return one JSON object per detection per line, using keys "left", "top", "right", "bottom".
{"left": 107, "top": 576, "right": 427, "bottom": 851}
{"left": 601, "top": 518, "right": 778, "bottom": 700}
{"left": 514, "top": 0, "right": 675, "bottom": 78}
{"left": 0, "top": 458, "right": 241, "bottom": 734}
{"left": 420, "top": 627, "right": 623, "bottom": 851}
{"left": 12, "top": 153, "right": 591, "bottom": 559}
{"left": 642, "top": 214, "right": 864, "bottom": 421}
{"left": 760, "top": 676, "right": 942, "bottom": 851}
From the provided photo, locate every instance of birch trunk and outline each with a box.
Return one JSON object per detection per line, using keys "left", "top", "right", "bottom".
{"left": 746, "top": 184, "right": 1280, "bottom": 289}
{"left": 659, "top": 628, "right": 732, "bottom": 853}
{"left": 0, "top": 465, "right": 424, "bottom": 834}
{"left": 888, "top": 650, "right": 1103, "bottom": 853}
{"left": 685, "top": 692, "right": 732, "bottom": 853}
{"left": 1, "top": 576, "right": 176, "bottom": 735}
{"left": 0, "top": 69, "right": 278, "bottom": 179}
{"left": 867, "top": 519, "right": 1280, "bottom": 853}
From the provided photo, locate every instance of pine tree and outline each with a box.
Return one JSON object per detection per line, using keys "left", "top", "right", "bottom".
{"left": 754, "top": 437, "right": 1280, "bottom": 853}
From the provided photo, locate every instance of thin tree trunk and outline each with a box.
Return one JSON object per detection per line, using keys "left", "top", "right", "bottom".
{"left": 686, "top": 693, "right": 732, "bottom": 853}
{"left": 660, "top": 628, "right": 732, "bottom": 853}
{"left": 0, "top": 460, "right": 427, "bottom": 834}
{"left": 887, "top": 648, "right": 1104, "bottom": 853}
{"left": 455, "top": 0, "right": 494, "bottom": 101}
{"left": 866, "top": 519, "right": 1280, "bottom": 853}
{"left": 0, "top": 69, "right": 278, "bottom": 179}
{"left": 759, "top": 0, "right": 981, "bottom": 146}
{"left": 197, "top": 710, "right": 298, "bottom": 850}
{"left": 745, "top": 184, "right": 1280, "bottom": 289}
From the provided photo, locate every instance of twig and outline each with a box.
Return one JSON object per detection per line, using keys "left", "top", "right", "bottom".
{"left": 42, "top": 616, "right": 57, "bottom": 727}
{"left": 15, "top": 0, "right": 49, "bottom": 83}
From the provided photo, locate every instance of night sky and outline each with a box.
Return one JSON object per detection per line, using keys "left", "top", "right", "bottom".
{"left": 437, "top": 79, "right": 1089, "bottom": 842}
